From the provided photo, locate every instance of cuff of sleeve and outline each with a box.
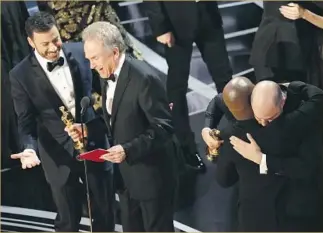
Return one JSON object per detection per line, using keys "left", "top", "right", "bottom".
{"left": 23, "top": 149, "right": 37, "bottom": 156}
{"left": 122, "top": 143, "right": 134, "bottom": 165}
{"left": 259, "top": 153, "right": 268, "bottom": 174}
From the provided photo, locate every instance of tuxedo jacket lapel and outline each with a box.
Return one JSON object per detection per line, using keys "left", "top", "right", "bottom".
{"left": 29, "top": 54, "right": 67, "bottom": 119}
{"left": 111, "top": 56, "right": 131, "bottom": 130}
{"left": 63, "top": 47, "right": 84, "bottom": 122}
{"left": 100, "top": 79, "right": 113, "bottom": 139}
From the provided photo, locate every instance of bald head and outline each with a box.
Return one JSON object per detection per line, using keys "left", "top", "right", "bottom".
{"left": 222, "top": 77, "right": 255, "bottom": 120}
{"left": 251, "top": 81, "right": 285, "bottom": 126}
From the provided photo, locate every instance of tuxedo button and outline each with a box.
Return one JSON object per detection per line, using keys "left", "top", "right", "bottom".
{"left": 274, "top": 172, "right": 284, "bottom": 176}
{"left": 88, "top": 141, "right": 95, "bottom": 147}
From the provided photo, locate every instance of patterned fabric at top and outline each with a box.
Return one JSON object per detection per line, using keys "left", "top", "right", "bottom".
{"left": 37, "top": 0, "right": 141, "bottom": 59}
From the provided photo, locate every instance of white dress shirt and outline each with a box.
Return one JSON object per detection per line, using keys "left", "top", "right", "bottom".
{"left": 34, "top": 50, "right": 76, "bottom": 118}
{"left": 106, "top": 53, "right": 126, "bottom": 115}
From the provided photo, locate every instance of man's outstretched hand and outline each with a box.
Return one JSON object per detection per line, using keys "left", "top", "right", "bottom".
{"left": 11, "top": 149, "right": 41, "bottom": 169}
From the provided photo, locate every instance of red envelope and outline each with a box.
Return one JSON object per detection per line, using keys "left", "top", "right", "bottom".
{"left": 77, "top": 149, "right": 107, "bottom": 162}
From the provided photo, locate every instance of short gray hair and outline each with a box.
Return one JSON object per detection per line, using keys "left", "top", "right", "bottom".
{"left": 82, "top": 21, "right": 126, "bottom": 53}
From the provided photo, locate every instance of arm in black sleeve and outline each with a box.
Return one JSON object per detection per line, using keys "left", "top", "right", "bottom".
{"left": 9, "top": 72, "right": 38, "bottom": 152}
{"left": 122, "top": 75, "right": 173, "bottom": 165}
{"left": 285, "top": 81, "right": 323, "bottom": 130}
{"left": 205, "top": 93, "right": 225, "bottom": 129}
{"left": 143, "top": 2, "right": 172, "bottom": 37}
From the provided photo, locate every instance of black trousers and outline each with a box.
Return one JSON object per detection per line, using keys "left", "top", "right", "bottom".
{"left": 118, "top": 189, "right": 174, "bottom": 232}
{"left": 165, "top": 9, "right": 232, "bottom": 154}
{"left": 49, "top": 167, "right": 115, "bottom": 232}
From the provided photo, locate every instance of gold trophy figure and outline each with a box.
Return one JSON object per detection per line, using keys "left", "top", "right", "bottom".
{"left": 206, "top": 129, "right": 221, "bottom": 162}
{"left": 91, "top": 92, "right": 102, "bottom": 112}
{"left": 59, "top": 106, "right": 85, "bottom": 154}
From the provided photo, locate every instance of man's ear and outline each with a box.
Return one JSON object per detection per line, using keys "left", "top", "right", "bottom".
{"left": 27, "top": 37, "right": 35, "bottom": 49}
{"left": 113, "top": 47, "right": 120, "bottom": 59}
{"left": 281, "top": 95, "right": 287, "bottom": 108}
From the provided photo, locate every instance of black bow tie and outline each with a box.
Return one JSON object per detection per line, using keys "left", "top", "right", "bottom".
{"left": 108, "top": 74, "right": 116, "bottom": 82}
{"left": 47, "top": 57, "right": 64, "bottom": 72}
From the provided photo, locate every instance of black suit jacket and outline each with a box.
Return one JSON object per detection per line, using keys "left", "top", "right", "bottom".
{"left": 87, "top": 55, "right": 175, "bottom": 200}
{"left": 215, "top": 81, "right": 323, "bottom": 231}
{"left": 10, "top": 42, "right": 108, "bottom": 186}
{"left": 144, "top": 1, "right": 222, "bottom": 40}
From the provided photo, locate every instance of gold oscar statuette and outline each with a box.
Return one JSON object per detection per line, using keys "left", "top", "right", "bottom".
{"left": 206, "top": 129, "right": 221, "bottom": 162}
{"left": 59, "top": 106, "right": 86, "bottom": 154}
{"left": 91, "top": 92, "right": 102, "bottom": 111}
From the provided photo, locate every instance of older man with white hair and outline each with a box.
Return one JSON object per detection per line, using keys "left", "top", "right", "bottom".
{"left": 65, "top": 21, "right": 176, "bottom": 232}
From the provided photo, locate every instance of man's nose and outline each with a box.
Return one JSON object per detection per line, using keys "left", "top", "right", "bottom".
{"left": 49, "top": 43, "right": 58, "bottom": 52}
{"left": 90, "top": 62, "right": 96, "bottom": 69}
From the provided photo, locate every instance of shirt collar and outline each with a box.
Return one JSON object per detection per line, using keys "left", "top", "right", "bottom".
{"left": 34, "top": 49, "right": 66, "bottom": 72}
{"left": 113, "top": 53, "right": 126, "bottom": 80}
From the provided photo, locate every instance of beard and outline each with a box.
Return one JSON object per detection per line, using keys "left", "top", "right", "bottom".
{"left": 36, "top": 47, "right": 61, "bottom": 61}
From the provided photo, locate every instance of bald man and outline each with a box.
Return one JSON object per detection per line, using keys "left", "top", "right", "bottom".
{"left": 249, "top": 81, "right": 291, "bottom": 127}
{"left": 214, "top": 78, "right": 323, "bottom": 231}
{"left": 202, "top": 77, "right": 256, "bottom": 152}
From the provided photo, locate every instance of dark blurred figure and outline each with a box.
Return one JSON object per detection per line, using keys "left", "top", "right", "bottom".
{"left": 1, "top": 60, "right": 21, "bottom": 167}
{"left": 1, "top": 1, "right": 30, "bottom": 69}
{"left": 1, "top": 1, "right": 30, "bottom": 166}
{"left": 278, "top": 2, "right": 323, "bottom": 89}
{"left": 250, "top": 1, "right": 323, "bottom": 88}
{"left": 144, "top": 1, "right": 233, "bottom": 172}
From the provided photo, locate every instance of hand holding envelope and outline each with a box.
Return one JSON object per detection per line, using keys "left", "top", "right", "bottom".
{"left": 78, "top": 145, "right": 126, "bottom": 164}
{"left": 100, "top": 145, "right": 126, "bottom": 164}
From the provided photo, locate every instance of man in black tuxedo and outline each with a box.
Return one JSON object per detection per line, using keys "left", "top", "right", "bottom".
{"left": 9, "top": 12, "right": 114, "bottom": 232}
{"left": 144, "top": 1, "right": 232, "bottom": 168}
{"left": 215, "top": 78, "right": 323, "bottom": 231}
{"left": 66, "top": 21, "right": 175, "bottom": 232}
